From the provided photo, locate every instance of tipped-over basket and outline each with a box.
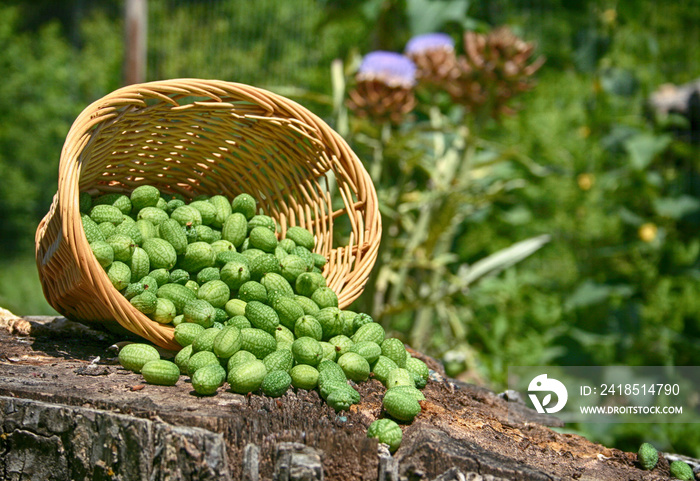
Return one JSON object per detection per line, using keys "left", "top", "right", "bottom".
{"left": 36, "top": 79, "right": 381, "bottom": 351}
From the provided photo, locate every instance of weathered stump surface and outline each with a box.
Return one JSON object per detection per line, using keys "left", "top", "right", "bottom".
{"left": 0, "top": 315, "right": 688, "bottom": 481}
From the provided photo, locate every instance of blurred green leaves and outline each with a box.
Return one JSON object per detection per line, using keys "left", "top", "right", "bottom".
{"left": 624, "top": 132, "right": 672, "bottom": 170}
{"left": 405, "top": 0, "right": 473, "bottom": 35}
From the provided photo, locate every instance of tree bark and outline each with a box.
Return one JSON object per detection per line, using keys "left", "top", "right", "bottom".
{"left": 0, "top": 316, "right": 693, "bottom": 481}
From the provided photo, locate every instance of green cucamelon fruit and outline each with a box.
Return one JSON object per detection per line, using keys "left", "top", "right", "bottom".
{"left": 326, "top": 385, "right": 359, "bottom": 412}
{"left": 90, "top": 204, "right": 124, "bottom": 225}
{"left": 637, "top": 443, "right": 658, "bottom": 470}
{"left": 245, "top": 301, "right": 280, "bottom": 334}
{"left": 186, "top": 350, "right": 219, "bottom": 376}
{"left": 261, "top": 370, "right": 292, "bottom": 398}
{"left": 272, "top": 297, "right": 305, "bottom": 331}
{"left": 118, "top": 343, "right": 160, "bottom": 373}
{"left": 192, "top": 363, "right": 226, "bottom": 396}
{"left": 248, "top": 226, "right": 278, "bottom": 253}
{"left": 213, "top": 326, "right": 242, "bottom": 359}
{"left": 405, "top": 357, "right": 429, "bottom": 388}
{"left": 290, "top": 364, "right": 319, "bottom": 390}
{"left": 137, "top": 206, "right": 169, "bottom": 226}
{"left": 383, "top": 388, "right": 421, "bottom": 422}
{"left": 328, "top": 335, "right": 354, "bottom": 358}
{"left": 247, "top": 214, "right": 276, "bottom": 233}
{"left": 227, "top": 350, "right": 257, "bottom": 372}
{"left": 220, "top": 260, "right": 251, "bottom": 291}
{"left": 228, "top": 359, "right": 267, "bottom": 394}
{"left": 191, "top": 327, "right": 221, "bottom": 353}
{"left": 388, "top": 385, "right": 425, "bottom": 401}
{"left": 260, "top": 272, "right": 295, "bottom": 299}
{"left": 131, "top": 291, "right": 158, "bottom": 315}
{"left": 107, "top": 234, "right": 135, "bottom": 263}
{"left": 295, "top": 295, "right": 320, "bottom": 315}
{"left": 124, "top": 282, "right": 145, "bottom": 300}
{"left": 353, "top": 313, "right": 374, "bottom": 332}
{"left": 238, "top": 281, "right": 268, "bottom": 303}
{"left": 371, "top": 356, "right": 399, "bottom": 384}
{"left": 157, "top": 282, "right": 197, "bottom": 314}
{"left": 148, "top": 268, "right": 170, "bottom": 287}
{"left": 107, "top": 261, "right": 131, "bottom": 291}
{"left": 262, "top": 349, "right": 294, "bottom": 374}
{"left": 197, "top": 266, "right": 221, "bottom": 284}
{"left": 82, "top": 214, "right": 106, "bottom": 243}
{"left": 381, "top": 338, "right": 407, "bottom": 368}
{"left": 129, "top": 246, "right": 151, "bottom": 282}
{"left": 197, "top": 280, "right": 230, "bottom": 309}
{"left": 311, "top": 287, "right": 338, "bottom": 309}
{"left": 226, "top": 315, "right": 251, "bottom": 330}
{"left": 174, "top": 344, "right": 193, "bottom": 373}
{"left": 294, "top": 315, "right": 323, "bottom": 341}
{"left": 189, "top": 200, "right": 217, "bottom": 226}
{"left": 178, "top": 242, "right": 215, "bottom": 273}
{"left": 284, "top": 226, "right": 315, "bottom": 250}
{"left": 295, "top": 272, "right": 326, "bottom": 297}
{"left": 208, "top": 195, "right": 232, "bottom": 228}
{"left": 151, "top": 297, "right": 177, "bottom": 324}
{"left": 169, "top": 269, "right": 190, "bottom": 285}
{"left": 98, "top": 193, "right": 132, "bottom": 215}
{"left": 352, "top": 322, "right": 385, "bottom": 345}
{"left": 90, "top": 240, "right": 114, "bottom": 268}
{"left": 183, "top": 299, "right": 216, "bottom": 328}
{"left": 130, "top": 185, "right": 161, "bottom": 211}
{"left": 174, "top": 322, "right": 205, "bottom": 347}
{"left": 315, "top": 307, "right": 344, "bottom": 341}
{"left": 221, "top": 212, "right": 248, "bottom": 247}
{"left": 337, "top": 352, "right": 370, "bottom": 382}
{"left": 170, "top": 205, "right": 202, "bottom": 227}
{"left": 385, "top": 368, "right": 415, "bottom": 389}
{"left": 231, "top": 193, "right": 257, "bottom": 220}
{"left": 367, "top": 419, "right": 402, "bottom": 452}
{"left": 348, "top": 341, "right": 382, "bottom": 365}
{"left": 159, "top": 218, "right": 188, "bottom": 255}
{"left": 224, "top": 298, "right": 247, "bottom": 318}
{"left": 115, "top": 217, "right": 143, "bottom": 245}
{"left": 98, "top": 221, "right": 117, "bottom": 239}
{"left": 291, "top": 336, "right": 323, "bottom": 366}
{"left": 141, "top": 360, "right": 180, "bottom": 386}
{"left": 669, "top": 460, "right": 694, "bottom": 480}
{"left": 239, "top": 328, "right": 277, "bottom": 359}
{"left": 249, "top": 253, "right": 282, "bottom": 281}
{"left": 142, "top": 238, "right": 177, "bottom": 270}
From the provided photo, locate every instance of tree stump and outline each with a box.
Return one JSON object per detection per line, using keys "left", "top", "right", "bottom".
{"left": 0, "top": 315, "right": 692, "bottom": 480}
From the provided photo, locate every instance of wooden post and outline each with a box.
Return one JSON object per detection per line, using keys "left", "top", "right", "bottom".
{"left": 124, "top": 0, "right": 147, "bottom": 85}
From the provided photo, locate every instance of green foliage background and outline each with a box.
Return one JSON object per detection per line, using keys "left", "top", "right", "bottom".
{"left": 0, "top": 0, "right": 698, "bottom": 458}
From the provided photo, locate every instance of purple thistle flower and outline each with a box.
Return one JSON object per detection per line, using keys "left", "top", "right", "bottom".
{"left": 357, "top": 51, "right": 417, "bottom": 88}
{"left": 405, "top": 33, "right": 455, "bottom": 55}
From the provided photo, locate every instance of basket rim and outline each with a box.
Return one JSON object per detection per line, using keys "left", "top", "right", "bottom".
{"left": 40, "top": 78, "right": 382, "bottom": 350}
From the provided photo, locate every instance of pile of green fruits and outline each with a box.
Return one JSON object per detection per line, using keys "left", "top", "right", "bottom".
{"left": 637, "top": 443, "right": 696, "bottom": 479}
{"left": 81, "top": 185, "right": 429, "bottom": 452}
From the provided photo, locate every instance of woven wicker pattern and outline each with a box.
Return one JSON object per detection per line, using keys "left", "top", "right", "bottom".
{"left": 35, "top": 79, "right": 381, "bottom": 350}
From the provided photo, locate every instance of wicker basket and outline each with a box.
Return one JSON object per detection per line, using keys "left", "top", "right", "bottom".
{"left": 35, "top": 79, "right": 381, "bottom": 351}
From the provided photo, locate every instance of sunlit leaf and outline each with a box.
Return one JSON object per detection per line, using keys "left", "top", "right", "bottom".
{"left": 564, "top": 280, "right": 634, "bottom": 312}
{"left": 458, "top": 234, "right": 551, "bottom": 286}
{"left": 405, "top": 0, "right": 471, "bottom": 36}
{"left": 624, "top": 133, "right": 672, "bottom": 170}
{"left": 653, "top": 195, "right": 700, "bottom": 219}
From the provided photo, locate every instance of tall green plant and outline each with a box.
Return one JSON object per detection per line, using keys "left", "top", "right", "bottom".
{"left": 338, "top": 29, "right": 548, "bottom": 372}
